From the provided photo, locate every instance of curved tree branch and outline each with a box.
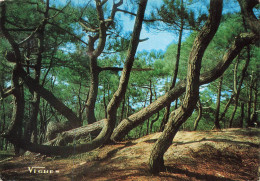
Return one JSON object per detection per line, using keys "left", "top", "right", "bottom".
{"left": 149, "top": 0, "right": 223, "bottom": 173}
{"left": 106, "top": 0, "right": 148, "bottom": 128}
{"left": 1, "top": 0, "right": 148, "bottom": 156}
{"left": 237, "top": 0, "right": 260, "bottom": 35}
{"left": 93, "top": 0, "right": 123, "bottom": 57}
{"left": 111, "top": 32, "right": 258, "bottom": 141}
{"left": 18, "top": 68, "right": 81, "bottom": 128}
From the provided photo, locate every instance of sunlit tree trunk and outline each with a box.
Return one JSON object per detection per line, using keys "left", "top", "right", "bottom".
{"left": 240, "top": 103, "right": 245, "bottom": 128}
{"left": 111, "top": 0, "right": 259, "bottom": 142}
{"left": 149, "top": 0, "right": 223, "bottom": 173}
{"left": 103, "top": 82, "right": 108, "bottom": 119}
{"left": 237, "top": 0, "right": 260, "bottom": 35}
{"left": 215, "top": 76, "right": 223, "bottom": 130}
{"left": 219, "top": 94, "right": 234, "bottom": 128}
{"left": 161, "top": 7, "right": 184, "bottom": 131}
{"left": 120, "top": 95, "right": 126, "bottom": 123}
{"left": 85, "top": 56, "right": 100, "bottom": 124}
{"left": 146, "top": 80, "right": 153, "bottom": 135}
{"left": 247, "top": 71, "right": 254, "bottom": 127}
{"left": 105, "top": 0, "right": 148, "bottom": 142}
{"left": 194, "top": 99, "right": 202, "bottom": 131}
{"left": 150, "top": 112, "right": 160, "bottom": 133}
{"left": 229, "top": 47, "right": 250, "bottom": 128}
{"left": 111, "top": 31, "right": 257, "bottom": 141}
{"left": 251, "top": 79, "right": 258, "bottom": 123}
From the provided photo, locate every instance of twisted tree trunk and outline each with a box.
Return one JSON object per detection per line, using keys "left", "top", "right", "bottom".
{"left": 1, "top": 0, "right": 148, "bottom": 156}
{"left": 111, "top": 31, "right": 257, "bottom": 142}
{"left": 105, "top": 0, "right": 148, "bottom": 142}
{"left": 149, "top": 0, "right": 223, "bottom": 173}
{"left": 194, "top": 99, "right": 202, "bottom": 131}
{"left": 85, "top": 56, "right": 100, "bottom": 124}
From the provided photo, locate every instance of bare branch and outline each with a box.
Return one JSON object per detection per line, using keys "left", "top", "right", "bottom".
{"left": 132, "top": 68, "right": 153, "bottom": 71}
{"left": 116, "top": 8, "right": 159, "bottom": 22}
{"left": 101, "top": 67, "right": 153, "bottom": 72}
{"left": 107, "top": 0, "right": 148, "bottom": 137}
{"left": 18, "top": 23, "right": 42, "bottom": 46}
{"left": 106, "top": 0, "right": 123, "bottom": 27}
{"left": 139, "top": 37, "right": 149, "bottom": 42}
{"left": 0, "top": 87, "right": 16, "bottom": 100}
{"left": 92, "top": 0, "right": 107, "bottom": 57}
{"left": 5, "top": 28, "right": 36, "bottom": 32}
{"left": 101, "top": 0, "right": 109, "bottom": 6}
{"left": 5, "top": 19, "right": 37, "bottom": 30}
{"left": 48, "top": 21, "right": 88, "bottom": 45}
{"left": 48, "top": 1, "right": 70, "bottom": 20}
{"left": 79, "top": 20, "right": 99, "bottom": 32}
{"left": 101, "top": 67, "right": 123, "bottom": 71}
{"left": 18, "top": 68, "right": 81, "bottom": 127}
{"left": 111, "top": 32, "right": 258, "bottom": 141}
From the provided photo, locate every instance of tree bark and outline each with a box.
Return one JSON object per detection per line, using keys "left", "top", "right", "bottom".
{"left": 0, "top": 85, "right": 7, "bottom": 149}
{"left": 247, "top": 71, "right": 254, "bottom": 127}
{"left": 194, "top": 99, "right": 202, "bottom": 131}
{"left": 0, "top": 99, "right": 6, "bottom": 150}
{"left": 0, "top": 2, "right": 24, "bottom": 143}
{"left": 2, "top": 67, "right": 25, "bottom": 155}
{"left": 214, "top": 76, "right": 223, "bottom": 130}
{"left": 45, "top": 119, "right": 104, "bottom": 146}
{"left": 252, "top": 78, "right": 257, "bottom": 120}
{"left": 111, "top": 32, "right": 257, "bottom": 142}
{"left": 239, "top": 103, "right": 245, "bottom": 128}
{"left": 103, "top": 82, "right": 108, "bottom": 119}
{"left": 237, "top": 0, "right": 260, "bottom": 35}
{"left": 1, "top": 0, "right": 147, "bottom": 156}
{"left": 24, "top": 3, "right": 49, "bottom": 143}
{"left": 229, "top": 46, "right": 250, "bottom": 128}
{"left": 85, "top": 56, "right": 100, "bottom": 124}
{"left": 219, "top": 94, "right": 234, "bottom": 126}
{"left": 84, "top": 0, "right": 124, "bottom": 124}
{"left": 161, "top": 8, "right": 184, "bottom": 131}
{"left": 149, "top": 0, "right": 223, "bottom": 173}
{"left": 146, "top": 80, "right": 153, "bottom": 135}
{"left": 30, "top": 31, "right": 257, "bottom": 144}
{"left": 19, "top": 68, "right": 81, "bottom": 128}
{"left": 105, "top": 0, "right": 148, "bottom": 141}
{"left": 150, "top": 111, "right": 160, "bottom": 133}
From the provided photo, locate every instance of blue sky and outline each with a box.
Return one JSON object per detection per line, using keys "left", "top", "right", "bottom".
{"left": 121, "top": 14, "right": 175, "bottom": 52}
{"left": 53, "top": 0, "right": 242, "bottom": 52}
{"left": 52, "top": 0, "right": 175, "bottom": 52}
{"left": 120, "top": 0, "right": 175, "bottom": 52}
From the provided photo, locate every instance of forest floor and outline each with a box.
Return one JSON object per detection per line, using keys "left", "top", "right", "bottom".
{"left": 0, "top": 128, "right": 259, "bottom": 181}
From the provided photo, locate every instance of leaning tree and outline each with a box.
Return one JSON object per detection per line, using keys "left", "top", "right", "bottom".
{"left": 0, "top": 0, "right": 148, "bottom": 155}
{"left": 149, "top": 0, "right": 223, "bottom": 173}
{"left": 0, "top": 0, "right": 259, "bottom": 170}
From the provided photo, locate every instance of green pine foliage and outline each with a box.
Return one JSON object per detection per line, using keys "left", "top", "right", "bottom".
{"left": 0, "top": 0, "right": 259, "bottom": 147}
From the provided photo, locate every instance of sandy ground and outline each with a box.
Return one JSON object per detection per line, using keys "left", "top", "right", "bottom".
{"left": 0, "top": 128, "right": 259, "bottom": 181}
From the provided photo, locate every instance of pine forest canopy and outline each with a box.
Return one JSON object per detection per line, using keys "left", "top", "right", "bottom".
{"left": 0, "top": 0, "right": 259, "bottom": 174}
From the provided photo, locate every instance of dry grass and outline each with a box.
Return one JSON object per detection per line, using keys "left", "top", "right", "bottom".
{"left": 0, "top": 128, "right": 259, "bottom": 181}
